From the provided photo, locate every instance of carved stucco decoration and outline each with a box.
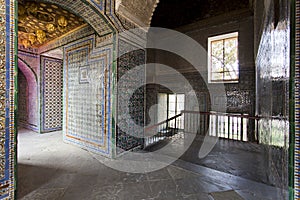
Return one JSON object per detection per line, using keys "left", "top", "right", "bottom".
{"left": 116, "top": 0, "right": 160, "bottom": 27}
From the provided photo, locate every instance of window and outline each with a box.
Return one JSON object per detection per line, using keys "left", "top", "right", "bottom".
{"left": 157, "top": 93, "right": 185, "bottom": 129}
{"left": 208, "top": 32, "right": 239, "bottom": 83}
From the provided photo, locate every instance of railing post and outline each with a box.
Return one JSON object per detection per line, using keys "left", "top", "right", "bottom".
{"left": 228, "top": 115, "right": 230, "bottom": 139}
{"left": 215, "top": 114, "right": 218, "bottom": 137}
{"left": 256, "top": 117, "right": 259, "bottom": 144}
{"left": 174, "top": 115, "right": 177, "bottom": 135}
{"left": 241, "top": 114, "right": 244, "bottom": 141}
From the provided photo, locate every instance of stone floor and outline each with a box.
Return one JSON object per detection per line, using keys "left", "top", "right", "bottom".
{"left": 145, "top": 134, "right": 281, "bottom": 185}
{"left": 17, "top": 129, "right": 287, "bottom": 200}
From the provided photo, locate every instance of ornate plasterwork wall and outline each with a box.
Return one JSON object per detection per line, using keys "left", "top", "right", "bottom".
{"left": 115, "top": 0, "right": 159, "bottom": 27}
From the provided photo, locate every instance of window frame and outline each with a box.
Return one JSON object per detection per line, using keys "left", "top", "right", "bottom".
{"left": 208, "top": 32, "right": 239, "bottom": 83}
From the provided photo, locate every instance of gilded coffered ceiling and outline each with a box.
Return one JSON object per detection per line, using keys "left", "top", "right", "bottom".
{"left": 18, "top": 1, "right": 86, "bottom": 48}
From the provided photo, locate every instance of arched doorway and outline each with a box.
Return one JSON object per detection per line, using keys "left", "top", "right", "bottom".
{"left": 17, "top": 58, "right": 38, "bottom": 131}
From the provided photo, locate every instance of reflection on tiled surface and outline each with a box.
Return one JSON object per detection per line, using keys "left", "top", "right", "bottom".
{"left": 255, "top": 0, "right": 290, "bottom": 194}
{"left": 18, "top": 129, "right": 286, "bottom": 200}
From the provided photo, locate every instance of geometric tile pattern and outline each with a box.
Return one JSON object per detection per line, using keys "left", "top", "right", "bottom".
{"left": 105, "top": 0, "right": 125, "bottom": 30}
{"left": 117, "top": 39, "right": 146, "bottom": 154}
{"left": 63, "top": 34, "right": 114, "bottom": 157}
{"left": 90, "top": 0, "right": 105, "bottom": 11}
{"left": 1, "top": 0, "right": 16, "bottom": 199}
{"left": 0, "top": 0, "right": 6, "bottom": 192}
{"left": 41, "top": 56, "right": 63, "bottom": 132}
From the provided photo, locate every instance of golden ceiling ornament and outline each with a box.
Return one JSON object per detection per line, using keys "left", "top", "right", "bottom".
{"left": 58, "top": 15, "right": 68, "bottom": 27}
{"left": 18, "top": 4, "right": 27, "bottom": 21}
{"left": 46, "top": 23, "right": 55, "bottom": 32}
{"left": 18, "top": 4, "right": 26, "bottom": 16}
{"left": 36, "top": 29, "right": 46, "bottom": 44}
{"left": 22, "top": 39, "right": 30, "bottom": 48}
{"left": 28, "top": 34, "right": 36, "bottom": 45}
{"left": 26, "top": 2, "right": 38, "bottom": 15}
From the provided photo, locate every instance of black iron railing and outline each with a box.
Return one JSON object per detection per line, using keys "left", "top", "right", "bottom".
{"left": 144, "top": 113, "right": 183, "bottom": 148}
{"left": 144, "top": 110, "right": 288, "bottom": 148}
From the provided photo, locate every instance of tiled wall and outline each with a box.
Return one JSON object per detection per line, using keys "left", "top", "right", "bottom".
{"left": 117, "top": 39, "right": 146, "bottom": 154}
{"left": 255, "top": 0, "right": 290, "bottom": 197}
{"left": 1, "top": 0, "right": 16, "bottom": 198}
{"left": 40, "top": 56, "right": 63, "bottom": 132}
{"left": 63, "top": 34, "right": 114, "bottom": 157}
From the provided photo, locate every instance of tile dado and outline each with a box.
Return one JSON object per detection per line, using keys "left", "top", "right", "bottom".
{"left": 63, "top": 34, "right": 114, "bottom": 157}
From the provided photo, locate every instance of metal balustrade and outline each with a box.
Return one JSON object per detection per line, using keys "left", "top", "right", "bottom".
{"left": 144, "top": 113, "right": 183, "bottom": 148}
{"left": 182, "top": 111, "right": 255, "bottom": 142}
{"left": 144, "top": 110, "right": 287, "bottom": 148}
